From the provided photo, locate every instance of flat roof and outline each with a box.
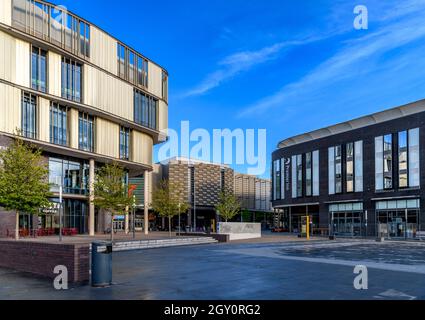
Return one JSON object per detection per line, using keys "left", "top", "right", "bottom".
{"left": 277, "top": 98, "right": 425, "bottom": 149}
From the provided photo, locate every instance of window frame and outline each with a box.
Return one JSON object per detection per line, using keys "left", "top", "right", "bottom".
{"left": 49, "top": 102, "right": 68, "bottom": 146}
{"left": 21, "top": 92, "right": 38, "bottom": 139}
{"left": 31, "top": 45, "right": 48, "bottom": 93}
{"left": 78, "top": 112, "right": 95, "bottom": 152}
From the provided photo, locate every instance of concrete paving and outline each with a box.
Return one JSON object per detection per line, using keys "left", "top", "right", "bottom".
{"left": 1, "top": 239, "right": 425, "bottom": 300}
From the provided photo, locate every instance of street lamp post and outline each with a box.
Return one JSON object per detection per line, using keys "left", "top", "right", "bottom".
{"left": 132, "top": 195, "right": 136, "bottom": 239}
{"left": 59, "top": 183, "right": 63, "bottom": 242}
{"left": 178, "top": 202, "right": 181, "bottom": 236}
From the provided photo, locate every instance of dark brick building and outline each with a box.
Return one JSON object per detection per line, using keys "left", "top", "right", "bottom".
{"left": 272, "top": 99, "right": 425, "bottom": 239}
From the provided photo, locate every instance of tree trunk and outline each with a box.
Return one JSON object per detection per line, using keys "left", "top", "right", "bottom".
{"left": 15, "top": 211, "right": 19, "bottom": 240}
{"left": 169, "top": 216, "right": 172, "bottom": 238}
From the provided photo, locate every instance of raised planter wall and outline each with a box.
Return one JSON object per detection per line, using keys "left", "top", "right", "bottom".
{"left": 0, "top": 240, "right": 90, "bottom": 284}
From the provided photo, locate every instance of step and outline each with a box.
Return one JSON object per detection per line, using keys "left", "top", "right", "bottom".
{"left": 96, "top": 237, "right": 218, "bottom": 252}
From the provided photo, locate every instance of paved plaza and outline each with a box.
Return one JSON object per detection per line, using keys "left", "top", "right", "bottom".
{"left": 1, "top": 238, "right": 425, "bottom": 300}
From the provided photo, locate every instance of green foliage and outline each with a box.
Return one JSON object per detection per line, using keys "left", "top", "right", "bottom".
{"left": 92, "top": 162, "right": 132, "bottom": 214}
{"left": 0, "top": 138, "right": 52, "bottom": 214}
{"left": 151, "top": 179, "right": 190, "bottom": 236}
{"left": 216, "top": 191, "right": 241, "bottom": 222}
{"left": 151, "top": 179, "right": 189, "bottom": 219}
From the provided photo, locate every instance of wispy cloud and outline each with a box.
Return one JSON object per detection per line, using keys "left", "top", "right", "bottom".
{"left": 238, "top": 0, "right": 425, "bottom": 118}
{"left": 181, "top": 42, "right": 287, "bottom": 97}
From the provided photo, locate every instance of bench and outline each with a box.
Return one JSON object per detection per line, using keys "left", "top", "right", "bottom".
{"left": 416, "top": 231, "right": 425, "bottom": 240}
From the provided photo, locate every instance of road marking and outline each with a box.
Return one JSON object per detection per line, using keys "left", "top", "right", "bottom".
{"left": 374, "top": 289, "right": 416, "bottom": 300}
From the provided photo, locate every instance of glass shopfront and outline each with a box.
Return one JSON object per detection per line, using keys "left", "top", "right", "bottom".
{"left": 49, "top": 157, "right": 90, "bottom": 195}
{"left": 39, "top": 199, "right": 88, "bottom": 234}
{"left": 376, "top": 199, "right": 419, "bottom": 239}
{"left": 329, "top": 202, "right": 364, "bottom": 237}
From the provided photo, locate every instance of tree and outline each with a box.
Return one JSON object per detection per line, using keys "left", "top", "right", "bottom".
{"left": 151, "top": 179, "right": 189, "bottom": 237}
{"left": 92, "top": 162, "right": 133, "bottom": 242}
{"left": 0, "top": 138, "right": 52, "bottom": 240}
{"left": 216, "top": 191, "right": 241, "bottom": 223}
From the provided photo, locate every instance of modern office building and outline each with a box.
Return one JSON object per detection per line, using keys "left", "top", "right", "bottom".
{"left": 272, "top": 100, "right": 425, "bottom": 239}
{"left": 0, "top": 0, "right": 168, "bottom": 237}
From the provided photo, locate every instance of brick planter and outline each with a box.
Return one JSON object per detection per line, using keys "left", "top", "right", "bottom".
{"left": 0, "top": 240, "right": 90, "bottom": 284}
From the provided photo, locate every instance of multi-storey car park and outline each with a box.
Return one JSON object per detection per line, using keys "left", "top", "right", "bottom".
{"left": 271, "top": 99, "right": 425, "bottom": 240}
{"left": 0, "top": 0, "right": 168, "bottom": 236}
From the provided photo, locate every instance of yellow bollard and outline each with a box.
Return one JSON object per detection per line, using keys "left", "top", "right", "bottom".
{"left": 306, "top": 216, "right": 310, "bottom": 241}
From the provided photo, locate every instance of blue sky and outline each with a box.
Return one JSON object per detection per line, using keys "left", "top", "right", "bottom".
{"left": 58, "top": 0, "right": 425, "bottom": 178}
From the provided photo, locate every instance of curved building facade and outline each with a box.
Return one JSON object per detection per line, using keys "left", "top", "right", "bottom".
{"left": 0, "top": 0, "right": 168, "bottom": 236}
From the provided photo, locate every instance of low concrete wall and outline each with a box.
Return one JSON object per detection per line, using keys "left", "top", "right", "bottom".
{"left": 218, "top": 222, "right": 262, "bottom": 241}
{"left": 179, "top": 233, "right": 230, "bottom": 243}
{"left": 0, "top": 240, "right": 90, "bottom": 284}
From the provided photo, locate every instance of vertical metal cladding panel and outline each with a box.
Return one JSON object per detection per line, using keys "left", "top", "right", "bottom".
{"left": 84, "top": 65, "right": 133, "bottom": 121}
{"left": 48, "top": 51, "right": 61, "bottom": 97}
{"left": 132, "top": 130, "right": 153, "bottom": 165}
{"left": 158, "top": 100, "right": 168, "bottom": 134}
{"left": 69, "top": 108, "right": 79, "bottom": 149}
{"left": 0, "top": 83, "right": 21, "bottom": 134}
{"left": 96, "top": 118, "right": 119, "bottom": 158}
{"left": 147, "top": 62, "right": 162, "bottom": 98}
{"left": 0, "top": 30, "right": 17, "bottom": 83}
{"left": 0, "top": 0, "right": 12, "bottom": 26}
{"left": 90, "top": 26, "right": 118, "bottom": 75}
{"left": 15, "top": 38, "right": 29, "bottom": 87}
{"left": 38, "top": 97, "right": 50, "bottom": 142}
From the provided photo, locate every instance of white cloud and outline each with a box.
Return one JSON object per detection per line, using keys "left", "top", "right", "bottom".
{"left": 238, "top": 2, "right": 425, "bottom": 118}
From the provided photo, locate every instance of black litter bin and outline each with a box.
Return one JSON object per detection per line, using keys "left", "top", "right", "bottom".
{"left": 91, "top": 242, "right": 112, "bottom": 287}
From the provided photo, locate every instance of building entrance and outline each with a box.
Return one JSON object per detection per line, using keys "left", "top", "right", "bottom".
{"left": 376, "top": 199, "right": 420, "bottom": 239}
{"left": 329, "top": 202, "right": 364, "bottom": 237}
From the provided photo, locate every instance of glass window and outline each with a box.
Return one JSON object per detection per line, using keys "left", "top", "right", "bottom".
{"left": 12, "top": 0, "right": 27, "bottom": 30}
{"left": 346, "top": 143, "right": 354, "bottom": 192}
{"left": 296, "top": 154, "right": 303, "bottom": 197}
{"left": 134, "top": 89, "right": 158, "bottom": 130}
{"left": 399, "top": 131, "right": 408, "bottom": 188}
{"left": 383, "top": 134, "right": 393, "bottom": 189}
{"left": 306, "top": 152, "right": 312, "bottom": 197}
{"left": 34, "top": 1, "right": 49, "bottom": 39}
{"left": 128, "top": 51, "right": 135, "bottom": 84}
{"left": 120, "top": 126, "right": 131, "bottom": 160}
{"left": 50, "top": 6, "right": 63, "bottom": 46}
{"left": 162, "top": 70, "right": 168, "bottom": 101}
{"left": 79, "top": 21, "right": 90, "bottom": 57}
{"left": 335, "top": 145, "right": 342, "bottom": 194}
{"left": 118, "top": 44, "right": 126, "bottom": 79}
{"left": 78, "top": 112, "right": 94, "bottom": 152}
{"left": 354, "top": 141, "right": 363, "bottom": 192}
{"left": 21, "top": 92, "right": 37, "bottom": 139}
{"left": 375, "top": 136, "right": 384, "bottom": 191}
{"left": 49, "top": 157, "right": 89, "bottom": 195}
{"left": 50, "top": 103, "right": 68, "bottom": 146}
{"left": 291, "top": 155, "right": 297, "bottom": 199}
{"left": 31, "top": 46, "right": 47, "bottom": 93}
{"left": 313, "top": 150, "right": 319, "bottom": 196}
{"left": 408, "top": 128, "right": 420, "bottom": 188}
{"left": 273, "top": 159, "right": 281, "bottom": 200}
{"left": 328, "top": 147, "right": 335, "bottom": 195}
{"left": 280, "top": 158, "right": 285, "bottom": 200}
{"left": 62, "top": 58, "right": 82, "bottom": 102}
